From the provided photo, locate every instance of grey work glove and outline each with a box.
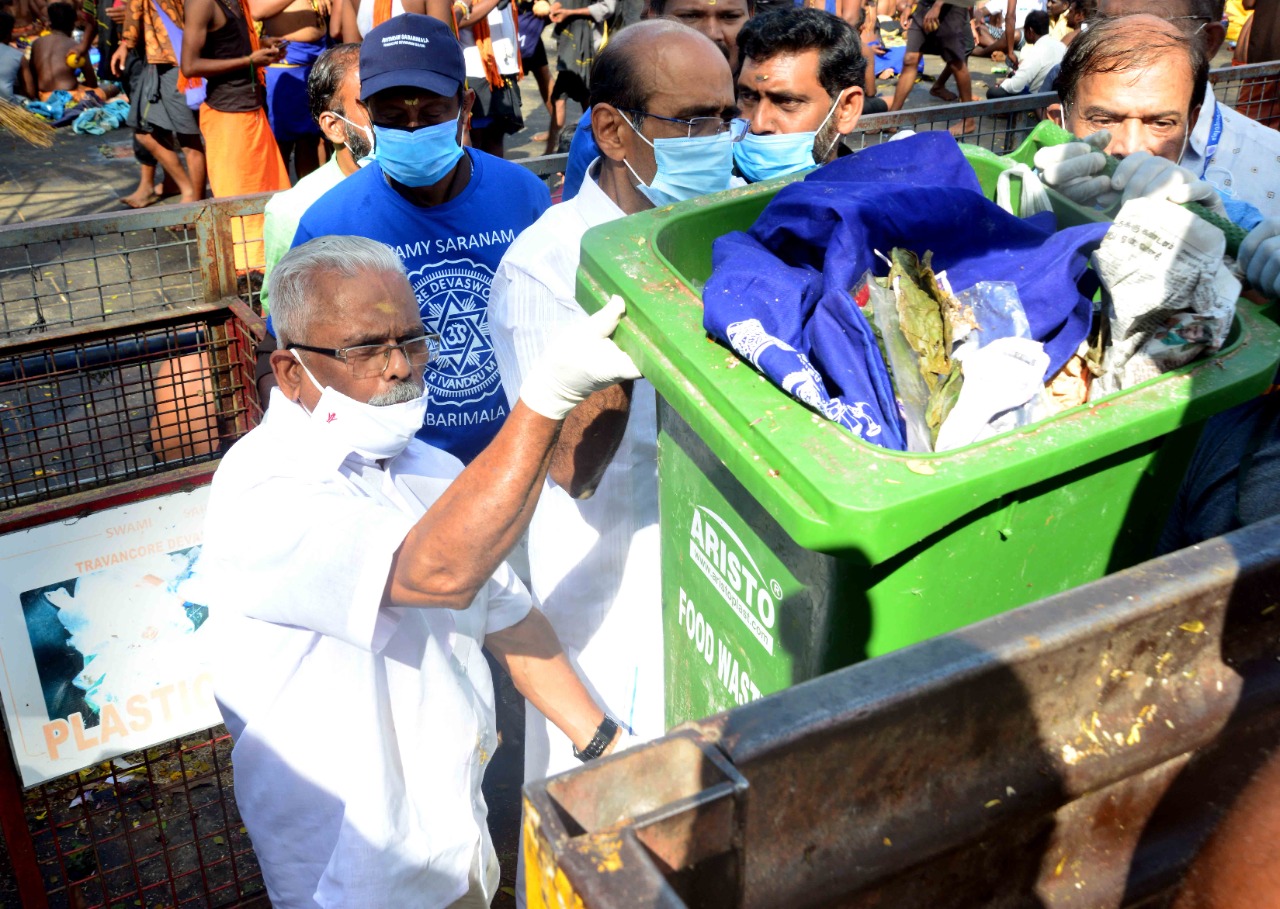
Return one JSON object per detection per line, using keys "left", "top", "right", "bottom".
{"left": 1111, "top": 150, "right": 1227, "bottom": 216}
{"left": 1240, "top": 218, "right": 1280, "bottom": 299}
{"left": 1033, "top": 130, "right": 1113, "bottom": 206}
{"left": 520, "top": 294, "right": 642, "bottom": 420}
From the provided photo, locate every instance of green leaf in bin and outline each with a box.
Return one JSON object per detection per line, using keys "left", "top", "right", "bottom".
{"left": 889, "top": 249, "right": 952, "bottom": 389}
{"left": 928, "top": 365, "right": 964, "bottom": 438}
{"left": 887, "top": 247, "right": 966, "bottom": 447}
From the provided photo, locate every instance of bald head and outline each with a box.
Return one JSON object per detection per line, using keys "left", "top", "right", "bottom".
{"left": 587, "top": 18, "right": 737, "bottom": 215}
{"left": 589, "top": 18, "right": 729, "bottom": 114}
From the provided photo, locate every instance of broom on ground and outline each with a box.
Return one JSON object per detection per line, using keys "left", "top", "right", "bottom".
{"left": 0, "top": 98, "right": 56, "bottom": 147}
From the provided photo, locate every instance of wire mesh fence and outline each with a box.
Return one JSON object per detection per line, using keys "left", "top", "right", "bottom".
{"left": 852, "top": 91, "right": 1052, "bottom": 153}
{"left": 1213, "top": 60, "right": 1280, "bottom": 128}
{"left": 847, "top": 61, "right": 1280, "bottom": 152}
{"left": 0, "top": 222, "right": 204, "bottom": 340}
{"left": 14, "top": 728, "right": 265, "bottom": 909}
{"left": 0, "top": 303, "right": 263, "bottom": 512}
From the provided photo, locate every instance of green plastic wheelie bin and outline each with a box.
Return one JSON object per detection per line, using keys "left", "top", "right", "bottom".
{"left": 573, "top": 146, "right": 1280, "bottom": 728}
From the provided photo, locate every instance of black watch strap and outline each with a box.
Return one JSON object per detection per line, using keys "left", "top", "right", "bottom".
{"left": 572, "top": 716, "right": 619, "bottom": 762}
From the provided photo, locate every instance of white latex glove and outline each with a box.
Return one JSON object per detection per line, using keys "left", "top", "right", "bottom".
{"left": 1033, "top": 130, "right": 1112, "bottom": 206}
{"left": 1111, "top": 150, "right": 1227, "bottom": 216}
{"left": 520, "top": 294, "right": 642, "bottom": 420}
{"left": 1239, "top": 217, "right": 1280, "bottom": 299}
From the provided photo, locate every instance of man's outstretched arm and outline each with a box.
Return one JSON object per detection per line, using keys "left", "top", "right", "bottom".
{"left": 387, "top": 297, "right": 641, "bottom": 611}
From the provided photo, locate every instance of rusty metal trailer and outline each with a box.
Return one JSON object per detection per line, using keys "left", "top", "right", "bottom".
{"left": 524, "top": 515, "right": 1280, "bottom": 909}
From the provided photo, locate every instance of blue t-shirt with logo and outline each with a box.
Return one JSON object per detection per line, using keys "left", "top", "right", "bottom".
{"left": 290, "top": 149, "right": 551, "bottom": 464}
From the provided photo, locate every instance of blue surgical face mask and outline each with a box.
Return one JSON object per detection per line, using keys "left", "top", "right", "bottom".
{"left": 622, "top": 118, "right": 735, "bottom": 208}
{"left": 372, "top": 116, "right": 465, "bottom": 188}
{"left": 732, "top": 92, "right": 846, "bottom": 184}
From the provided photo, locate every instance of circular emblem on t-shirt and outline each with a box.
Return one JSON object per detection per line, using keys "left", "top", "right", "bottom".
{"left": 407, "top": 260, "right": 501, "bottom": 408}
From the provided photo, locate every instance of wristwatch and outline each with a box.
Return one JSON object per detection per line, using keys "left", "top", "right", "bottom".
{"left": 572, "top": 716, "right": 619, "bottom": 763}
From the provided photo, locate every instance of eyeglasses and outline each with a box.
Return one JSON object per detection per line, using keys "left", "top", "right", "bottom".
{"left": 620, "top": 108, "right": 749, "bottom": 140}
{"left": 290, "top": 334, "right": 441, "bottom": 379}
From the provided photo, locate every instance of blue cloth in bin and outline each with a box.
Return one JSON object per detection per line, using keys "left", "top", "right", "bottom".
{"left": 703, "top": 131, "right": 1110, "bottom": 451}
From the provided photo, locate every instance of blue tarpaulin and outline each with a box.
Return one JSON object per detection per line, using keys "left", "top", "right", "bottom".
{"left": 703, "top": 132, "right": 1110, "bottom": 451}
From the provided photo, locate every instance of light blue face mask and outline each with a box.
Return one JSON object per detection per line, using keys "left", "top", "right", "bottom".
{"left": 622, "top": 118, "right": 735, "bottom": 208}
{"left": 731, "top": 92, "right": 846, "bottom": 184}
{"left": 372, "top": 116, "right": 465, "bottom": 188}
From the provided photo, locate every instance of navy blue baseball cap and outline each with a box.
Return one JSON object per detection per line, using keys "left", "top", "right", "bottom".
{"left": 359, "top": 14, "right": 466, "bottom": 101}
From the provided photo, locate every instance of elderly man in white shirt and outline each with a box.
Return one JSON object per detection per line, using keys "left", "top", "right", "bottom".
{"left": 201, "top": 235, "right": 640, "bottom": 909}
{"left": 488, "top": 19, "right": 737, "bottom": 786}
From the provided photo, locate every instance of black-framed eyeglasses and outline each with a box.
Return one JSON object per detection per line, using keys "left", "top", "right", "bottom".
{"left": 291, "top": 334, "right": 442, "bottom": 379}
{"left": 619, "top": 108, "right": 748, "bottom": 140}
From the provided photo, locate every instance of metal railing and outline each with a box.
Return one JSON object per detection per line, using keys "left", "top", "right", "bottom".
{"left": 0, "top": 726, "right": 267, "bottom": 909}
{"left": 0, "top": 196, "right": 273, "bottom": 340}
{"left": 848, "top": 60, "right": 1280, "bottom": 152}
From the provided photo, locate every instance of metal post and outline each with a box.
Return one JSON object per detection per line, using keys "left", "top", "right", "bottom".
{"left": 0, "top": 720, "right": 51, "bottom": 908}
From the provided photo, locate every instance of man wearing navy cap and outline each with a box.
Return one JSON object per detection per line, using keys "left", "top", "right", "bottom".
{"left": 292, "top": 13, "right": 551, "bottom": 466}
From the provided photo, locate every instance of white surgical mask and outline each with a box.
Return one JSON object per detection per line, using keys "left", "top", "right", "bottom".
{"left": 292, "top": 351, "right": 429, "bottom": 460}
{"left": 334, "top": 112, "right": 373, "bottom": 148}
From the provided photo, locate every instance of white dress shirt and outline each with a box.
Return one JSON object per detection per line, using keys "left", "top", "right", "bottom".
{"left": 488, "top": 160, "right": 663, "bottom": 784}
{"left": 1000, "top": 34, "right": 1065, "bottom": 94}
{"left": 1182, "top": 85, "right": 1280, "bottom": 219}
{"left": 201, "top": 389, "right": 530, "bottom": 909}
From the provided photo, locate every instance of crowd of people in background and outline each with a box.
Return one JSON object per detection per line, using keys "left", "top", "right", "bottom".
{"left": 0, "top": 0, "right": 1275, "bottom": 161}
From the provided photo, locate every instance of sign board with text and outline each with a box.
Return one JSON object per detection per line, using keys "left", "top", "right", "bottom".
{"left": 0, "top": 487, "right": 217, "bottom": 787}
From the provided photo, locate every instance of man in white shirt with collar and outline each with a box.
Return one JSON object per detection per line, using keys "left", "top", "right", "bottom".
{"left": 987, "top": 10, "right": 1065, "bottom": 96}
{"left": 201, "top": 235, "right": 641, "bottom": 908}
{"left": 1036, "top": 13, "right": 1280, "bottom": 298}
{"left": 1092, "top": 0, "right": 1280, "bottom": 219}
{"left": 488, "top": 19, "right": 737, "bottom": 786}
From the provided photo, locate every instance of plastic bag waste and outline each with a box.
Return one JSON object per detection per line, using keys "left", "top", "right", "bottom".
{"left": 935, "top": 336, "right": 1050, "bottom": 451}
{"left": 933, "top": 281, "right": 1051, "bottom": 450}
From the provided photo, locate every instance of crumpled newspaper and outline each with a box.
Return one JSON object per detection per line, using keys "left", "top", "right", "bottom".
{"left": 1090, "top": 198, "right": 1241, "bottom": 399}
